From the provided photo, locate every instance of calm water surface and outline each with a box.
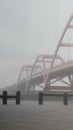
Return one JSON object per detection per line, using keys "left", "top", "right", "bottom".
{"left": 0, "top": 100, "right": 73, "bottom": 130}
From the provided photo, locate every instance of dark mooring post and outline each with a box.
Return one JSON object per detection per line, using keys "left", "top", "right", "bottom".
{"left": 3, "top": 91, "right": 7, "bottom": 105}
{"left": 63, "top": 93, "right": 68, "bottom": 105}
{"left": 39, "top": 92, "right": 43, "bottom": 105}
{"left": 16, "top": 91, "right": 21, "bottom": 105}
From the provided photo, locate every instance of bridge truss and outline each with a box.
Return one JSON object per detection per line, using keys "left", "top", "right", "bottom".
{"left": 17, "top": 13, "right": 73, "bottom": 92}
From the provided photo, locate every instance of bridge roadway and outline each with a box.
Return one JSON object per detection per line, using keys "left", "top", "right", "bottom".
{"left": 18, "top": 60, "right": 73, "bottom": 88}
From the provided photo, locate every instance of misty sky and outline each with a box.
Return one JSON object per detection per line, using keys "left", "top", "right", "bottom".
{"left": 0, "top": 0, "right": 73, "bottom": 88}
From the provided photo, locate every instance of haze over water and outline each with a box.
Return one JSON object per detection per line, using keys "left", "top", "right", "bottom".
{"left": 0, "top": 100, "right": 73, "bottom": 130}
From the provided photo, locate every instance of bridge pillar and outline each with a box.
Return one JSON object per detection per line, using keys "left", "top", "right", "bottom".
{"left": 39, "top": 92, "right": 43, "bottom": 105}
{"left": 16, "top": 91, "right": 21, "bottom": 105}
{"left": 3, "top": 91, "right": 7, "bottom": 105}
{"left": 63, "top": 93, "right": 68, "bottom": 105}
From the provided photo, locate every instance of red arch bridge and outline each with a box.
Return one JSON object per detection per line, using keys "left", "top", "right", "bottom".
{"left": 17, "top": 13, "right": 73, "bottom": 93}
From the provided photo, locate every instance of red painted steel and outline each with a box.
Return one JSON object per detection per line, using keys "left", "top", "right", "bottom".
{"left": 17, "top": 13, "right": 73, "bottom": 92}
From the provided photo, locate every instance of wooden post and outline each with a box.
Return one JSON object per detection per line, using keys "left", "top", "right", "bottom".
{"left": 16, "top": 91, "right": 21, "bottom": 105}
{"left": 3, "top": 91, "right": 7, "bottom": 105}
{"left": 39, "top": 92, "right": 43, "bottom": 105}
{"left": 63, "top": 93, "right": 68, "bottom": 105}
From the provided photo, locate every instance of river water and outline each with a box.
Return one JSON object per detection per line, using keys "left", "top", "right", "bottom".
{"left": 0, "top": 100, "right": 73, "bottom": 130}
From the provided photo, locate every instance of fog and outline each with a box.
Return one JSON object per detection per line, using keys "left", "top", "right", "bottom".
{"left": 0, "top": 0, "right": 73, "bottom": 87}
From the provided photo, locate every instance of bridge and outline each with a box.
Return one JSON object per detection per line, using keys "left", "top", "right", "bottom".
{"left": 17, "top": 13, "right": 73, "bottom": 92}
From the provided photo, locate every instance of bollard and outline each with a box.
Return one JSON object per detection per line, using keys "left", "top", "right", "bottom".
{"left": 39, "top": 92, "right": 43, "bottom": 105}
{"left": 16, "top": 91, "right": 21, "bottom": 105}
{"left": 63, "top": 93, "right": 68, "bottom": 105}
{"left": 3, "top": 91, "right": 7, "bottom": 105}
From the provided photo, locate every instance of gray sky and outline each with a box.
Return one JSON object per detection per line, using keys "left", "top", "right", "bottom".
{"left": 0, "top": 0, "right": 73, "bottom": 88}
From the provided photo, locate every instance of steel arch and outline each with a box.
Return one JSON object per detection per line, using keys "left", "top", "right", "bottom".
{"left": 45, "top": 13, "right": 73, "bottom": 90}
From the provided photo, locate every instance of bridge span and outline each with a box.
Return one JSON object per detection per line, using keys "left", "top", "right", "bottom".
{"left": 17, "top": 13, "right": 73, "bottom": 92}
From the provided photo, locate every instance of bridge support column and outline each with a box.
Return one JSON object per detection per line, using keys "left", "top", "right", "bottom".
{"left": 3, "top": 91, "right": 7, "bottom": 105}
{"left": 16, "top": 91, "right": 21, "bottom": 105}
{"left": 63, "top": 93, "right": 68, "bottom": 105}
{"left": 39, "top": 92, "right": 43, "bottom": 105}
